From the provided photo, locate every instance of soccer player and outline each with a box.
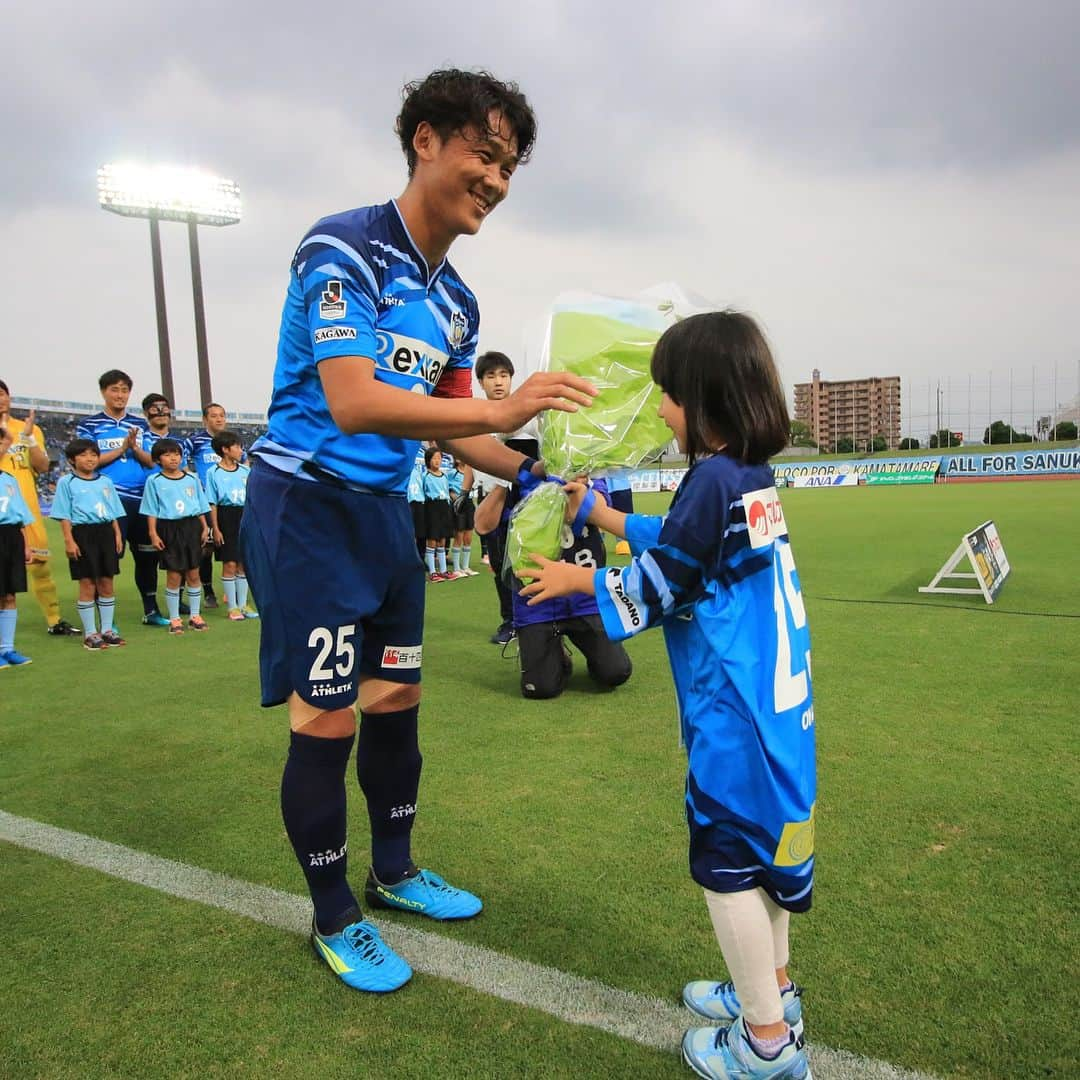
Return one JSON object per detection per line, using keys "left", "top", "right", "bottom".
{"left": 471, "top": 350, "right": 539, "bottom": 643}
{"left": 76, "top": 371, "right": 166, "bottom": 625}
{"left": 51, "top": 439, "right": 126, "bottom": 649}
{"left": 0, "top": 380, "right": 77, "bottom": 635}
{"left": 523, "top": 312, "right": 815, "bottom": 1080}
{"left": 480, "top": 477, "right": 632, "bottom": 699}
{"left": 242, "top": 68, "right": 595, "bottom": 994}
{"left": 183, "top": 402, "right": 232, "bottom": 608}
{"left": 205, "top": 430, "right": 255, "bottom": 621}
{"left": 141, "top": 439, "right": 211, "bottom": 634}
{"left": 0, "top": 427, "right": 36, "bottom": 668}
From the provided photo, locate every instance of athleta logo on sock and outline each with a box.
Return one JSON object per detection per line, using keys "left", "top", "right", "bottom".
{"left": 382, "top": 645, "right": 421, "bottom": 669}
{"left": 308, "top": 843, "right": 346, "bottom": 867}
{"left": 389, "top": 803, "right": 416, "bottom": 820}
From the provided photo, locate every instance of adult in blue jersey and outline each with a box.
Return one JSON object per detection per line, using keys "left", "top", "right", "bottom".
{"left": 76, "top": 370, "right": 167, "bottom": 625}
{"left": 183, "top": 402, "right": 231, "bottom": 608}
{"left": 523, "top": 313, "right": 815, "bottom": 1080}
{"left": 242, "top": 68, "right": 596, "bottom": 994}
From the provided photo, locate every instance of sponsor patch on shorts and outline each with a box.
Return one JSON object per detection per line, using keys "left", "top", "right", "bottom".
{"left": 382, "top": 644, "right": 422, "bottom": 669}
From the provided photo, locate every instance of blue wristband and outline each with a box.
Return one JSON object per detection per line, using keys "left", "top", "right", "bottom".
{"left": 571, "top": 488, "right": 596, "bottom": 537}
{"left": 516, "top": 458, "right": 541, "bottom": 494}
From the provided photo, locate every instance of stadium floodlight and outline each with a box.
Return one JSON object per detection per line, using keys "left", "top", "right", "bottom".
{"left": 97, "top": 163, "right": 242, "bottom": 407}
{"left": 97, "top": 163, "right": 242, "bottom": 227}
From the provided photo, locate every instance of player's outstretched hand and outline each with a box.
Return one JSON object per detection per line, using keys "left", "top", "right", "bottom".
{"left": 519, "top": 554, "right": 594, "bottom": 605}
{"left": 496, "top": 370, "right": 596, "bottom": 433}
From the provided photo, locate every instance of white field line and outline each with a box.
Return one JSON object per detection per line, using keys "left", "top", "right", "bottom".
{"left": 1, "top": 810, "right": 935, "bottom": 1080}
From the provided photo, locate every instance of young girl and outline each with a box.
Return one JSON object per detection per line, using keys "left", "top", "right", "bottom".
{"left": 140, "top": 438, "right": 211, "bottom": 633}
{"left": 205, "top": 431, "right": 255, "bottom": 621}
{"left": 522, "top": 312, "right": 815, "bottom": 1080}
{"left": 422, "top": 447, "right": 454, "bottom": 582}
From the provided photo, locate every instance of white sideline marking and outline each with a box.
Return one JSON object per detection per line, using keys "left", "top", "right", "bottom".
{"left": 1, "top": 810, "right": 935, "bottom": 1079}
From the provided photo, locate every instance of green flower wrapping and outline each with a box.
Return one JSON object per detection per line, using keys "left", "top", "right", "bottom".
{"left": 505, "top": 482, "right": 568, "bottom": 582}
{"left": 540, "top": 309, "right": 673, "bottom": 478}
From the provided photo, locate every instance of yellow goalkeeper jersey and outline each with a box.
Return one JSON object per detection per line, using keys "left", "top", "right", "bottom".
{"left": 1, "top": 416, "right": 48, "bottom": 556}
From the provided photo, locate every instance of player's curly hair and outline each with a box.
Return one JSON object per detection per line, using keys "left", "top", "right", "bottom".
{"left": 651, "top": 311, "right": 790, "bottom": 467}
{"left": 396, "top": 69, "right": 537, "bottom": 176}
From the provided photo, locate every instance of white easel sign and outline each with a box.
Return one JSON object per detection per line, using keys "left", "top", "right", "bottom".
{"left": 918, "top": 520, "right": 1011, "bottom": 604}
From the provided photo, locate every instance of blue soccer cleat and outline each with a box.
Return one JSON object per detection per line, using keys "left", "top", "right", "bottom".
{"left": 365, "top": 865, "right": 482, "bottom": 920}
{"left": 684, "top": 980, "right": 803, "bottom": 1033}
{"left": 1, "top": 648, "right": 32, "bottom": 667}
{"left": 0, "top": 652, "right": 8, "bottom": 671}
{"left": 142, "top": 612, "right": 171, "bottom": 627}
{"left": 682, "top": 1016, "right": 811, "bottom": 1080}
{"left": 311, "top": 915, "right": 411, "bottom": 993}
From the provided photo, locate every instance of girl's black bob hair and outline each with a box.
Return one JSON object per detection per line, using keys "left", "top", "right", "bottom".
{"left": 650, "top": 311, "right": 790, "bottom": 467}
{"left": 423, "top": 445, "right": 442, "bottom": 468}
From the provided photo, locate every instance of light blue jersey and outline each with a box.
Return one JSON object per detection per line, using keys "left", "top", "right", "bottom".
{"left": 422, "top": 471, "right": 450, "bottom": 502}
{"left": 76, "top": 412, "right": 150, "bottom": 498}
{"left": 205, "top": 463, "right": 250, "bottom": 507}
{"left": 407, "top": 447, "right": 426, "bottom": 503}
{"left": 253, "top": 200, "right": 479, "bottom": 494}
{"left": 0, "top": 474, "right": 34, "bottom": 526}
{"left": 50, "top": 474, "right": 126, "bottom": 525}
{"left": 140, "top": 472, "right": 210, "bottom": 520}
{"left": 593, "top": 454, "right": 816, "bottom": 911}
{"left": 142, "top": 429, "right": 188, "bottom": 475}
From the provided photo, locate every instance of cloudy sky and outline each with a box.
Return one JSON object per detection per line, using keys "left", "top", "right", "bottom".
{"left": 5, "top": 0, "right": 1079, "bottom": 437}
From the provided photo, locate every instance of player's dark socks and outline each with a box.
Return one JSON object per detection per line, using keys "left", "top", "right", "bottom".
{"left": 317, "top": 902, "right": 366, "bottom": 937}
{"left": 281, "top": 730, "right": 358, "bottom": 931}
{"left": 133, "top": 551, "right": 161, "bottom": 615}
{"left": 355, "top": 706, "right": 422, "bottom": 883}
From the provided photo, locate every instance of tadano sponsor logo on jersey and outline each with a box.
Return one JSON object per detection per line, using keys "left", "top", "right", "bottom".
{"left": 606, "top": 567, "right": 642, "bottom": 629}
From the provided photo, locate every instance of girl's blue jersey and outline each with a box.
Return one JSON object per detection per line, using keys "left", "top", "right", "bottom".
{"left": 593, "top": 453, "right": 816, "bottom": 908}
{"left": 0, "top": 473, "right": 34, "bottom": 525}
{"left": 422, "top": 471, "right": 450, "bottom": 501}
{"left": 50, "top": 473, "right": 126, "bottom": 525}
{"left": 140, "top": 472, "right": 210, "bottom": 520}
{"left": 205, "top": 463, "right": 250, "bottom": 507}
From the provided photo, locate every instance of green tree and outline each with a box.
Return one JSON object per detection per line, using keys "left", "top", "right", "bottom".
{"left": 1053, "top": 420, "right": 1078, "bottom": 440}
{"left": 899, "top": 437, "right": 920, "bottom": 450}
{"left": 929, "top": 429, "right": 962, "bottom": 448}
{"left": 871, "top": 435, "right": 888, "bottom": 452}
{"left": 835, "top": 436, "right": 854, "bottom": 454}
{"left": 983, "top": 420, "right": 1015, "bottom": 444}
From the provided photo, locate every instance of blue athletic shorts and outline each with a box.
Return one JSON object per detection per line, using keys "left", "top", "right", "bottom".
{"left": 241, "top": 460, "right": 426, "bottom": 709}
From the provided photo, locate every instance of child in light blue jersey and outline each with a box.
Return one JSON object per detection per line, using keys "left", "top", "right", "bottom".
{"left": 141, "top": 438, "right": 211, "bottom": 634}
{"left": 206, "top": 431, "right": 255, "bottom": 622}
{"left": 0, "top": 427, "right": 35, "bottom": 668}
{"left": 523, "top": 312, "right": 814, "bottom": 1080}
{"left": 52, "top": 439, "right": 126, "bottom": 650}
{"left": 422, "top": 447, "right": 453, "bottom": 581}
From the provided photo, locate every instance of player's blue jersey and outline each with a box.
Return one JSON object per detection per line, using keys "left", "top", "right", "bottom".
{"left": 140, "top": 472, "right": 210, "bottom": 520}
{"left": 422, "top": 471, "right": 450, "bottom": 501}
{"left": 76, "top": 412, "right": 150, "bottom": 498}
{"left": 50, "top": 473, "right": 126, "bottom": 525}
{"left": 406, "top": 447, "right": 425, "bottom": 503}
{"left": 205, "top": 463, "right": 250, "bottom": 507}
{"left": 142, "top": 429, "right": 188, "bottom": 475}
{"left": 593, "top": 454, "right": 816, "bottom": 908}
{"left": 0, "top": 473, "right": 34, "bottom": 525}
{"left": 253, "top": 200, "right": 480, "bottom": 495}
{"left": 183, "top": 429, "right": 221, "bottom": 483}
{"left": 512, "top": 478, "right": 610, "bottom": 627}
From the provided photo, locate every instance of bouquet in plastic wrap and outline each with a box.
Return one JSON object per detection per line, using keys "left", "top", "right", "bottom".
{"left": 503, "top": 481, "right": 568, "bottom": 585}
{"left": 538, "top": 289, "right": 704, "bottom": 478}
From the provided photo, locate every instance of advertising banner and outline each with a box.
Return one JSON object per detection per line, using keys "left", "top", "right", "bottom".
{"left": 790, "top": 473, "right": 861, "bottom": 488}
{"left": 864, "top": 471, "right": 937, "bottom": 486}
{"left": 772, "top": 457, "right": 942, "bottom": 482}
{"left": 939, "top": 449, "right": 1080, "bottom": 478}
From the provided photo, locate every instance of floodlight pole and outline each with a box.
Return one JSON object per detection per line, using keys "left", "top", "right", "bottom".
{"left": 148, "top": 215, "right": 176, "bottom": 406}
{"left": 187, "top": 217, "right": 213, "bottom": 407}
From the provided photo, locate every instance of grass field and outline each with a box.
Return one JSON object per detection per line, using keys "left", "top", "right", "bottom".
{"left": 2, "top": 480, "right": 1078, "bottom": 1078}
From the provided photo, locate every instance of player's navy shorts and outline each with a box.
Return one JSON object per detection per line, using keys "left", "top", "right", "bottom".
{"left": 242, "top": 460, "right": 426, "bottom": 710}
{"left": 0, "top": 523, "right": 28, "bottom": 595}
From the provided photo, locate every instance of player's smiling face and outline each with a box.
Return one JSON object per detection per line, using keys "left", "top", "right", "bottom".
{"left": 102, "top": 381, "right": 131, "bottom": 416}
{"left": 204, "top": 406, "right": 227, "bottom": 434}
{"left": 426, "top": 111, "right": 519, "bottom": 239}
{"left": 73, "top": 449, "right": 99, "bottom": 476}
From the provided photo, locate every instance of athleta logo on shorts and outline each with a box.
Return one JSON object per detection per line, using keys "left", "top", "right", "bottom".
{"left": 308, "top": 843, "right": 346, "bottom": 867}
{"left": 314, "top": 326, "right": 358, "bottom": 344}
{"left": 309, "top": 681, "right": 353, "bottom": 698}
{"left": 743, "top": 487, "right": 788, "bottom": 550}
{"left": 382, "top": 645, "right": 422, "bottom": 669}
{"left": 319, "top": 280, "right": 347, "bottom": 320}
